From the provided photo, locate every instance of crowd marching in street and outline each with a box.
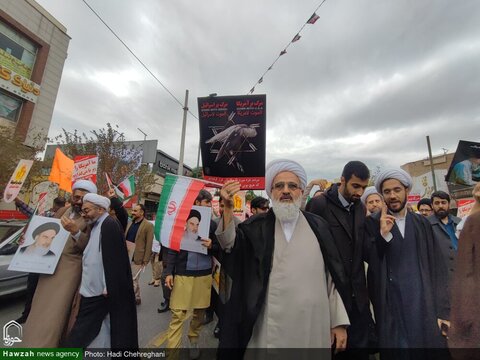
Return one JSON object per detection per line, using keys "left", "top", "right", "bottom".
{"left": 9, "top": 159, "right": 480, "bottom": 360}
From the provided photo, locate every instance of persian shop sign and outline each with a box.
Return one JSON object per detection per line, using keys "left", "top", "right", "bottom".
{"left": 0, "top": 65, "right": 41, "bottom": 103}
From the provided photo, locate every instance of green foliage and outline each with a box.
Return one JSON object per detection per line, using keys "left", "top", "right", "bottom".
{"left": 191, "top": 167, "right": 203, "bottom": 179}
{"left": 245, "top": 190, "right": 257, "bottom": 202}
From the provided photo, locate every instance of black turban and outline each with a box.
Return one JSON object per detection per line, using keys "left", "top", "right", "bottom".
{"left": 32, "top": 222, "right": 60, "bottom": 238}
{"left": 187, "top": 209, "right": 201, "bottom": 222}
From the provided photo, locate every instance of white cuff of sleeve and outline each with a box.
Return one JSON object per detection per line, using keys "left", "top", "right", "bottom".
{"left": 72, "top": 230, "right": 82, "bottom": 240}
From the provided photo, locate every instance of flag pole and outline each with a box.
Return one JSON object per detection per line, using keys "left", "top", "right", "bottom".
{"left": 104, "top": 173, "right": 113, "bottom": 191}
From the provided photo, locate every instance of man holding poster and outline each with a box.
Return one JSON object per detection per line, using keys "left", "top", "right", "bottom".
{"left": 164, "top": 190, "right": 219, "bottom": 358}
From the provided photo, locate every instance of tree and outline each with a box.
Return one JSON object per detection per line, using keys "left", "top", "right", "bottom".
{"left": 191, "top": 166, "right": 203, "bottom": 179}
{"left": 245, "top": 190, "right": 257, "bottom": 202}
{"left": 0, "top": 125, "right": 46, "bottom": 199}
{"left": 49, "top": 123, "right": 157, "bottom": 197}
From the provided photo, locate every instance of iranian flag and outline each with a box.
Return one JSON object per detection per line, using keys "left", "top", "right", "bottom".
{"left": 154, "top": 174, "right": 204, "bottom": 251}
{"left": 117, "top": 175, "right": 135, "bottom": 200}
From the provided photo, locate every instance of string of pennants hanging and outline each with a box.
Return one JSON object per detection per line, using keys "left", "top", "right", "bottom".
{"left": 247, "top": 0, "right": 328, "bottom": 94}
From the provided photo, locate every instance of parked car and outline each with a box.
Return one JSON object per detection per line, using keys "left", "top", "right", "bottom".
{"left": 0, "top": 220, "right": 28, "bottom": 297}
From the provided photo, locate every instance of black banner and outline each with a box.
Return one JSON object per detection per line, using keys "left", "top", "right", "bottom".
{"left": 197, "top": 94, "right": 266, "bottom": 189}
{"left": 446, "top": 140, "right": 480, "bottom": 186}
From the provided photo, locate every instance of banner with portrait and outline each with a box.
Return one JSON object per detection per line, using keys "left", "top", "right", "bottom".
{"left": 179, "top": 205, "right": 211, "bottom": 255}
{"left": 8, "top": 216, "right": 70, "bottom": 274}
{"left": 445, "top": 140, "right": 480, "bottom": 200}
{"left": 198, "top": 94, "right": 266, "bottom": 190}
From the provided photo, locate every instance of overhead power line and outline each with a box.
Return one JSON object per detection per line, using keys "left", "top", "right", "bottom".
{"left": 82, "top": 0, "right": 198, "bottom": 120}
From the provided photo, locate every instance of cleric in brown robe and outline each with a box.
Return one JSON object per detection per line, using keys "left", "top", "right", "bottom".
{"left": 448, "top": 187, "right": 480, "bottom": 359}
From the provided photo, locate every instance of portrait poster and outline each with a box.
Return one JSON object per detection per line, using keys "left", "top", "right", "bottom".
{"left": 198, "top": 94, "right": 266, "bottom": 190}
{"left": 3, "top": 159, "right": 33, "bottom": 203}
{"left": 212, "top": 257, "right": 221, "bottom": 294}
{"left": 179, "top": 205, "right": 211, "bottom": 255}
{"left": 446, "top": 140, "right": 480, "bottom": 188}
{"left": 8, "top": 216, "right": 70, "bottom": 274}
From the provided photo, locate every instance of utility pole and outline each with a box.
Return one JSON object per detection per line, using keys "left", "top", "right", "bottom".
{"left": 137, "top": 128, "right": 147, "bottom": 141}
{"left": 178, "top": 89, "right": 189, "bottom": 176}
{"left": 426, "top": 135, "right": 438, "bottom": 192}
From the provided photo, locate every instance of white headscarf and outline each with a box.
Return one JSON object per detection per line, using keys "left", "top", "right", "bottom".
{"left": 361, "top": 186, "right": 383, "bottom": 204}
{"left": 265, "top": 159, "right": 307, "bottom": 198}
{"left": 375, "top": 168, "right": 413, "bottom": 193}
{"left": 72, "top": 179, "right": 98, "bottom": 194}
{"left": 83, "top": 193, "right": 110, "bottom": 210}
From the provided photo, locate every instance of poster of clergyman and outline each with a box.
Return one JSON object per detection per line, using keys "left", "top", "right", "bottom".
{"left": 179, "top": 205, "right": 211, "bottom": 255}
{"left": 8, "top": 216, "right": 70, "bottom": 274}
{"left": 198, "top": 94, "right": 266, "bottom": 190}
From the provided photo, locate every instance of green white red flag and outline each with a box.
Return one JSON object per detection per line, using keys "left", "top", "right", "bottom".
{"left": 154, "top": 174, "right": 204, "bottom": 251}
{"left": 116, "top": 175, "right": 136, "bottom": 200}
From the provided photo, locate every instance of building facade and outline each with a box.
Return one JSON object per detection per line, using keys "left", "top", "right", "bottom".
{"left": 0, "top": 0, "right": 69, "bottom": 146}
{"left": 401, "top": 152, "right": 455, "bottom": 205}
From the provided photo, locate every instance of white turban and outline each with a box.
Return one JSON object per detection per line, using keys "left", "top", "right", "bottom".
{"left": 265, "top": 159, "right": 307, "bottom": 198}
{"left": 361, "top": 186, "right": 382, "bottom": 204}
{"left": 83, "top": 193, "right": 110, "bottom": 210}
{"left": 72, "top": 179, "right": 97, "bottom": 194}
{"left": 375, "top": 168, "right": 413, "bottom": 193}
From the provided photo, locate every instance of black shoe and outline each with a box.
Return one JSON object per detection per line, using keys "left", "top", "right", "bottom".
{"left": 15, "top": 315, "right": 27, "bottom": 324}
{"left": 157, "top": 300, "right": 170, "bottom": 313}
{"left": 203, "top": 312, "right": 214, "bottom": 325}
{"left": 213, "top": 324, "right": 220, "bottom": 338}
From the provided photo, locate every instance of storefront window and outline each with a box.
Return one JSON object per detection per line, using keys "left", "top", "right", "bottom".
{"left": 0, "top": 91, "right": 22, "bottom": 122}
{"left": 0, "top": 20, "right": 37, "bottom": 78}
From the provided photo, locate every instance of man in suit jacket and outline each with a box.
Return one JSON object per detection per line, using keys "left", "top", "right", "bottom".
{"left": 125, "top": 204, "right": 154, "bottom": 305}
{"left": 307, "top": 161, "right": 374, "bottom": 359}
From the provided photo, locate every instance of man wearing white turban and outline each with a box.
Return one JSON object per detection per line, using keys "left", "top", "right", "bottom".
{"left": 365, "top": 168, "right": 450, "bottom": 358}
{"left": 64, "top": 194, "right": 138, "bottom": 349}
{"left": 361, "top": 186, "right": 384, "bottom": 215}
{"left": 23, "top": 179, "right": 97, "bottom": 347}
{"left": 216, "top": 159, "right": 350, "bottom": 359}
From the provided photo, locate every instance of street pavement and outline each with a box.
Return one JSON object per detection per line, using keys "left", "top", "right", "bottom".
{"left": 0, "top": 265, "right": 219, "bottom": 351}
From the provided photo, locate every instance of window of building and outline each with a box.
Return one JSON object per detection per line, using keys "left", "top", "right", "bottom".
{"left": 0, "top": 90, "right": 22, "bottom": 123}
{"left": 0, "top": 20, "right": 37, "bottom": 78}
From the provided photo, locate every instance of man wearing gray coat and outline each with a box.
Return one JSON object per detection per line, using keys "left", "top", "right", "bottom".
{"left": 427, "top": 191, "right": 461, "bottom": 300}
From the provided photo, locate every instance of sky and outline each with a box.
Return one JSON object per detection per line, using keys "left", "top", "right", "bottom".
{"left": 36, "top": 0, "right": 480, "bottom": 182}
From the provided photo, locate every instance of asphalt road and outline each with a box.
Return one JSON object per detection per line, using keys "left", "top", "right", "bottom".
{"left": 0, "top": 266, "right": 219, "bottom": 351}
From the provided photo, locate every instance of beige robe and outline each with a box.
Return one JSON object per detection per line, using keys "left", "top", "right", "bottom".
{"left": 247, "top": 214, "right": 349, "bottom": 352}
{"left": 23, "top": 207, "right": 89, "bottom": 347}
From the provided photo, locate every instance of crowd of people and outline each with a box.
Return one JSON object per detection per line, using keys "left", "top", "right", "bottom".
{"left": 12, "top": 160, "right": 480, "bottom": 360}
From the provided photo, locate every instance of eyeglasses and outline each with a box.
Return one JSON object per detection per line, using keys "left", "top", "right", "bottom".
{"left": 80, "top": 207, "right": 95, "bottom": 215}
{"left": 272, "top": 182, "right": 300, "bottom": 191}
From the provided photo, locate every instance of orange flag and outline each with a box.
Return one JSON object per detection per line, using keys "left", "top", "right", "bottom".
{"left": 48, "top": 148, "right": 74, "bottom": 192}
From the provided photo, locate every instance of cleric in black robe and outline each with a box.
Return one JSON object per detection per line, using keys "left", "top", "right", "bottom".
{"left": 364, "top": 169, "right": 449, "bottom": 359}
{"left": 216, "top": 160, "right": 351, "bottom": 359}
{"left": 63, "top": 193, "right": 138, "bottom": 350}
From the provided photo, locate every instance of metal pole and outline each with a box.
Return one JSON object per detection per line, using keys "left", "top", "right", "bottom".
{"left": 137, "top": 128, "right": 147, "bottom": 141}
{"left": 178, "top": 89, "right": 189, "bottom": 176}
{"left": 196, "top": 141, "right": 201, "bottom": 169}
{"left": 426, "top": 135, "right": 437, "bottom": 192}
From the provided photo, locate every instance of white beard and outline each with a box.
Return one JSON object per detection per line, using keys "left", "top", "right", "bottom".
{"left": 272, "top": 196, "right": 301, "bottom": 222}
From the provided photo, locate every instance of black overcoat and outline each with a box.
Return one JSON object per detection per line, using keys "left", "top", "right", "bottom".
{"left": 218, "top": 210, "right": 349, "bottom": 359}
{"left": 101, "top": 216, "right": 139, "bottom": 350}
{"left": 365, "top": 211, "right": 449, "bottom": 351}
